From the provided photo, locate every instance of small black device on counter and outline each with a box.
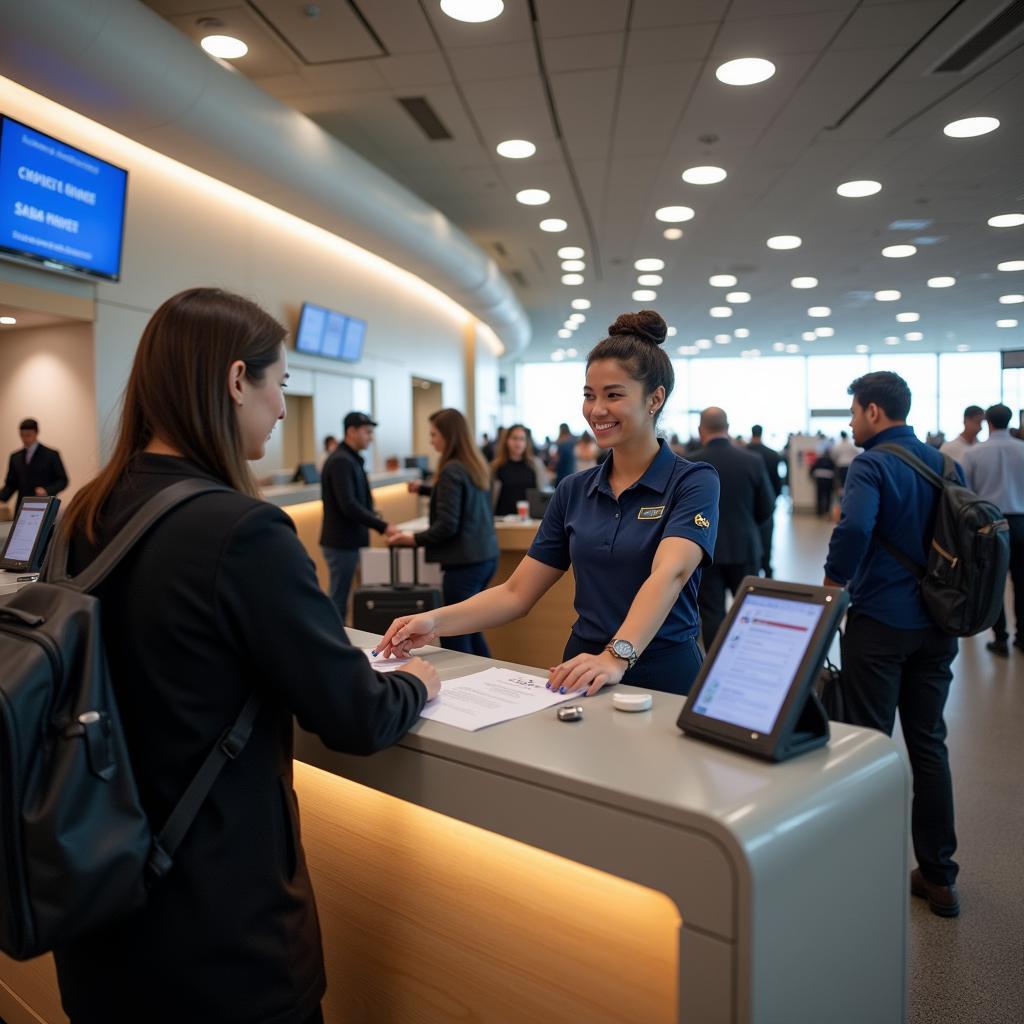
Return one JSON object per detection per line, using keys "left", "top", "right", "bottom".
{"left": 678, "top": 577, "right": 848, "bottom": 763}
{"left": 557, "top": 705, "right": 584, "bottom": 722}
{"left": 1, "top": 496, "right": 60, "bottom": 573}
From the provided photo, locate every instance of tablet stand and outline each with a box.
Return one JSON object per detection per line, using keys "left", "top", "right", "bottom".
{"left": 773, "top": 687, "right": 830, "bottom": 762}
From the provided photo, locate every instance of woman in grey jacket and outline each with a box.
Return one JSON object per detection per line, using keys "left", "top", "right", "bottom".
{"left": 391, "top": 408, "right": 498, "bottom": 655}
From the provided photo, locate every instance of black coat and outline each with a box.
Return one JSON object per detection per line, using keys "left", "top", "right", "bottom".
{"left": 319, "top": 442, "right": 386, "bottom": 549}
{"left": 748, "top": 441, "right": 784, "bottom": 497}
{"left": 689, "top": 438, "right": 775, "bottom": 565}
{"left": 0, "top": 442, "right": 68, "bottom": 505}
{"left": 415, "top": 461, "right": 498, "bottom": 566}
{"left": 54, "top": 454, "right": 426, "bottom": 1024}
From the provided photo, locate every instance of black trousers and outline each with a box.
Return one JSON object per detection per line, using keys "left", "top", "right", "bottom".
{"left": 440, "top": 558, "right": 498, "bottom": 657}
{"left": 758, "top": 517, "right": 774, "bottom": 577}
{"left": 992, "top": 514, "right": 1024, "bottom": 645}
{"left": 841, "top": 609, "right": 959, "bottom": 886}
{"left": 815, "top": 477, "right": 834, "bottom": 516}
{"left": 698, "top": 562, "right": 757, "bottom": 652}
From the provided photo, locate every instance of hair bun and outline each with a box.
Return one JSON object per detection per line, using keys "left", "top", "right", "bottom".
{"left": 608, "top": 309, "right": 667, "bottom": 346}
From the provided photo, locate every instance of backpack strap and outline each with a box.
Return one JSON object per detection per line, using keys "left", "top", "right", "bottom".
{"left": 43, "top": 478, "right": 231, "bottom": 592}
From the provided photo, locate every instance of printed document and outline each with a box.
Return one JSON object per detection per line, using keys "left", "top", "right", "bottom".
{"left": 364, "top": 649, "right": 413, "bottom": 673}
{"left": 418, "top": 666, "right": 566, "bottom": 731}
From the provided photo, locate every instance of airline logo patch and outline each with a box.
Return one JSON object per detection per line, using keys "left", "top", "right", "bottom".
{"left": 638, "top": 506, "right": 665, "bottom": 520}
{"left": 694, "top": 513, "right": 711, "bottom": 529}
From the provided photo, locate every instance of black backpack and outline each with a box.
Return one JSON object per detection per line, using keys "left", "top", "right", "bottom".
{"left": 876, "top": 444, "right": 1010, "bottom": 637}
{"left": 0, "top": 479, "right": 261, "bottom": 959}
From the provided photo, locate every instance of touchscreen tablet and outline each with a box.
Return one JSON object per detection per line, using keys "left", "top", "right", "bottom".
{"left": 0, "top": 496, "right": 60, "bottom": 572}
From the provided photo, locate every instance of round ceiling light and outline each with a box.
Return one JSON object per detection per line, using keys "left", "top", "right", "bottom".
{"left": 540, "top": 218, "right": 568, "bottom": 232}
{"left": 773, "top": 342, "right": 786, "bottom": 352}
{"left": 956, "top": 344, "right": 970, "bottom": 352}
{"left": 666, "top": 326, "right": 678, "bottom": 337}
{"left": 440, "top": 0, "right": 504, "bottom": 22}
{"left": 681, "top": 166, "right": 727, "bottom": 185}
{"left": 905, "top": 331, "right": 923, "bottom": 341}
{"left": 997, "top": 319, "right": 1018, "bottom": 328}
{"left": 885, "top": 337, "right": 900, "bottom": 346}
{"left": 551, "top": 351, "right": 565, "bottom": 360}
{"left": 815, "top": 326, "right": 835, "bottom": 337}
{"left": 496, "top": 139, "right": 535, "bottom": 159}
{"left": 563, "top": 320, "right": 578, "bottom": 331}
{"left": 836, "top": 180, "right": 882, "bottom": 198}
{"left": 726, "top": 291, "right": 751, "bottom": 303}
{"left": 882, "top": 244, "right": 917, "bottom": 258}
{"left": 807, "top": 306, "right": 831, "bottom": 317}
{"left": 562, "top": 273, "right": 584, "bottom": 285}
{"left": 633, "top": 289, "right": 657, "bottom": 302}
{"left": 637, "top": 274, "right": 663, "bottom": 286}
{"left": 516, "top": 188, "right": 550, "bottom": 205}
{"left": 715, "top": 57, "right": 776, "bottom": 86}
{"left": 663, "top": 228, "right": 684, "bottom": 240}
{"left": 557, "top": 329, "right": 572, "bottom": 339}
{"left": 786, "top": 344, "right": 801, "bottom": 353}
{"left": 571, "top": 298, "right": 591, "bottom": 310}
{"left": 999, "top": 294, "right": 1024, "bottom": 304}
{"left": 927, "top": 276, "right": 956, "bottom": 288}
{"left": 734, "top": 328, "right": 750, "bottom": 338}
{"left": 802, "top": 331, "right": 817, "bottom": 341}
{"left": 709, "top": 274, "right": 737, "bottom": 287}
{"left": 558, "top": 246, "right": 584, "bottom": 259}
{"left": 855, "top": 344, "right": 869, "bottom": 353}
{"left": 655, "top": 205, "right": 695, "bottom": 223}
{"left": 695, "top": 338, "right": 713, "bottom": 349}
{"left": 714, "top": 334, "right": 731, "bottom": 345}
{"left": 997, "top": 260, "right": 1024, "bottom": 272}
{"left": 678, "top": 345, "right": 699, "bottom": 356}
{"left": 200, "top": 35, "right": 249, "bottom": 59}
{"left": 561, "top": 260, "right": 586, "bottom": 272}
{"left": 569, "top": 313, "right": 586, "bottom": 323}
{"left": 635, "top": 258, "right": 665, "bottom": 272}
{"left": 943, "top": 116, "right": 999, "bottom": 138}
{"left": 791, "top": 276, "right": 818, "bottom": 288}
{"left": 874, "top": 289, "right": 901, "bottom": 301}
{"left": 710, "top": 306, "right": 733, "bottom": 318}
{"left": 895, "top": 312, "right": 920, "bottom": 323}
{"left": 565, "top": 347, "right": 578, "bottom": 357}
{"left": 988, "top": 214, "right": 1024, "bottom": 228}
{"left": 766, "top": 235, "right": 802, "bottom": 250}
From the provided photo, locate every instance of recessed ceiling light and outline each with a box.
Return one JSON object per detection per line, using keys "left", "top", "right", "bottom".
{"left": 882, "top": 244, "right": 917, "bottom": 258}
{"left": 551, "top": 351, "right": 565, "bottom": 360}
{"left": 516, "top": 188, "right": 550, "bottom": 205}
{"left": 943, "top": 116, "right": 999, "bottom": 138}
{"left": 677, "top": 345, "right": 699, "bottom": 356}
{"left": 0, "top": 316, "right": 16, "bottom": 325}
{"left": 905, "top": 331, "right": 923, "bottom": 341}
{"left": 734, "top": 328, "right": 750, "bottom": 338}
{"left": 785, "top": 343, "right": 800, "bottom": 353}
{"left": 563, "top": 322, "right": 578, "bottom": 332}
{"left": 565, "top": 347, "right": 578, "bottom": 357}
{"left": 885, "top": 337, "right": 900, "bottom": 345}
{"left": 666, "top": 326, "right": 678, "bottom": 337}
{"left": 571, "top": 298, "right": 591, "bottom": 310}
{"left": 802, "top": 331, "right": 817, "bottom": 341}
{"left": 710, "top": 306, "right": 733, "bottom": 318}
{"left": 709, "top": 274, "right": 737, "bottom": 287}
{"left": 773, "top": 342, "right": 786, "bottom": 352}
{"left": 998, "top": 260, "right": 1024, "bottom": 272}
{"left": 714, "top": 334, "right": 731, "bottom": 344}
{"left": 655, "top": 206, "right": 695, "bottom": 223}
{"left": 562, "top": 273, "right": 584, "bottom": 285}
{"left": 895, "top": 312, "right": 920, "bottom": 323}
{"left": 561, "top": 260, "right": 586, "bottom": 272}
{"left": 200, "top": 35, "right": 248, "bottom": 59}
{"left": 726, "top": 291, "right": 751, "bottom": 303}
{"left": 635, "top": 258, "right": 665, "bottom": 272}
{"left": 956, "top": 344, "right": 970, "bottom": 352}
{"left": 875, "top": 289, "right": 901, "bottom": 301}
{"left": 997, "top": 319, "right": 1018, "bottom": 328}
{"left": 540, "top": 218, "right": 568, "bottom": 232}
{"left": 663, "top": 228, "right": 684, "bottom": 240}
{"left": 767, "top": 235, "right": 802, "bottom": 250}
{"left": 855, "top": 344, "right": 869, "bottom": 354}
{"left": 633, "top": 289, "right": 657, "bottom": 301}
{"left": 681, "top": 166, "right": 727, "bottom": 185}
{"left": 836, "top": 180, "right": 882, "bottom": 198}
{"left": 715, "top": 57, "right": 776, "bottom": 86}
{"left": 569, "top": 313, "right": 585, "bottom": 323}
{"left": 791, "top": 276, "right": 818, "bottom": 288}
{"left": 742, "top": 348, "right": 762, "bottom": 358}
{"left": 496, "top": 139, "right": 535, "bottom": 159}
{"left": 558, "top": 246, "right": 584, "bottom": 260}
{"left": 815, "top": 326, "right": 835, "bottom": 338}
{"left": 988, "top": 214, "right": 1024, "bottom": 228}
{"left": 440, "top": 0, "right": 504, "bottom": 22}
{"left": 1000, "top": 294, "right": 1024, "bottom": 304}
{"left": 927, "top": 276, "right": 956, "bottom": 288}
{"left": 557, "top": 329, "right": 572, "bottom": 339}
{"left": 807, "top": 306, "right": 830, "bottom": 317}
{"left": 695, "top": 338, "right": 713, "bottom": 349}
{"left": 637, "top": 274, "right": 663, "bottom": 286}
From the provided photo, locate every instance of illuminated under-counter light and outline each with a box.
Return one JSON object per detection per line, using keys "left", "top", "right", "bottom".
{"left": 200, "top": 35, "right": 249, "bottom": 59}
{"left": 709, "top": 306, "right": 733, "bottom": 318}
{"left": 562, "top": 273, "right": 584, "bottom": 285}
{"left": 695, "top": 338, "right": 713, "bottom": 349}
{"left": 440, "top": 0, "right": 504, "bottom": 22}
{"left": 815, "top": 326, "right": 834, "bottom": 338}
{"left": 714, "top": 334, "right": 731, "bottom": 344}
{"left": 802, "top": 331, "right": 817, "bottom": 341}
{"left": 773, "top": 342, "right": 786, "bottom": 352}
{"left": 997, "top": 319, "right": 1018, "bottom": 328}
{"left": 655, "top": 205, "right": 695, "bottom": 223}
{"left": 836, "top": 180, "right": 882, "bottom": 198}
{"left": 663, "top": 228, "right": 684, "bottom": 240}
{"left": 997, "top": 260, "right": 1024, "bottom": 272}
{"left": 807, "top": 306, "right": 830, "bottom": 317}
{"left": 709, "top": 274, "right": 737, "bottom": 287}
{"left": 927, "top": 276, "right": 956, "bottom": 288}
{"left": 956, "top": 344, "right": 970, "bottom": 352}
{"left": 0, "top": 316, "right": 16, "bottom": 325}
{"left": 633, "top": 289, "right": 657, "bottom": 301}
{"left": 905, "top": 331, "right": 923, "bottom": 341}
{"left": 882, "top": 244, "right": 916, "bottom": 258}
{"left": 681, "top": 165, "right": 727, "bottom": 185}
{"left": 666, "top": 326, "right": 677, "bottom": 337}
{"left": 988, "top": 214, "right": 1024, "bottom": 228}
{"left": 540, "top": 218, "right": 568, "bottom": 232}
{"left": 999, "top": 294, "right": 1024, "bottom": 304}
{"left": 734, "top": 328, "right": 750, "bottom": 338}
{"left": 875, "top": 289, "right": 901, "bottom": 301}
{"left": 496, "top": 139, "right": 535, "bottom": 159}
{"left": 855, "top": 344, "right": 870, "bottom": 353}
{"left": 766, "top": 235, "right": 802, "bottom": 250}
{"left": 571, "top": 298, "right": 591, "bottom": 310}
{"left": 726, "top": 291, "right": 751, "bottom": 303}
{"left": 895, "top": 311, "right": 920, "bottom": 323}
{"left": 516, "top": 188, "right": 550, "bottom": 205}
{"left": 943, "top": 116, "right": 999, "bottom": 138}
{"left": 884, "top": 336, "right": 900, "bottom": 345}
{"left": 569, "top": 313, "right": 586, "bottom": 323}
{"left": 785, "top": 343, "right": 800, "bottom": 353}
{"left": 557, "top": 329, "right": 572, "bottom": 339}
{"left": 558, "top": 246, "right": 584, "bottom": 260}
{"left": 715, "top": 57, "right": 775, "bottom": 86}
{"left": 561, "top": 260, "right": 586, "bottom": 272}
{"left": 637, "top": 274, "right": 663, "bottom": 286}
{"left": 791, "top": 276, "right": 818, "bottom": 288}
{"left": 635, "top": 258, "right": 665, "bottom": 272}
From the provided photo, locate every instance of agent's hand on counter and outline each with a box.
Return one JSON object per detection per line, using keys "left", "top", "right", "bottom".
{"left": 386, "top": 531, "right": 416, "bottom": 547}
{"left": 376, "top": 613, "right": 440, "bottom": 659}
{"left": 383, "top": 522, "right": 401, "bottom": 539}
{"left": 546, "top": 650, "right": 625, "bottom": 697}
{"left": 407, "top": 481, "right": 422, "bottom": 494}
{"left": 401, "top": 656, "right": 441, "bottom": 702}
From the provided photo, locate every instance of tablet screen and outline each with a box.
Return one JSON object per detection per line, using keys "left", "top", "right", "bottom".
{"left": 3, "top": 498, "right": 49, "bottom": 564}
{"left": 691, "top": 593, "right": 825, "bottom": 734}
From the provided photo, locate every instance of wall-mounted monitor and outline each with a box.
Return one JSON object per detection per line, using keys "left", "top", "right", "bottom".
{"left": 295, "top": 301, "right": 366, "bottom": 362}
{"left": 0, "top": 116, "right": 128, "bottom": 281}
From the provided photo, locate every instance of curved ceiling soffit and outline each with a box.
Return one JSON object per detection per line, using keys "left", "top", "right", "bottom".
{"left": 0, "top": 0, "right": 531, "bottom": 353}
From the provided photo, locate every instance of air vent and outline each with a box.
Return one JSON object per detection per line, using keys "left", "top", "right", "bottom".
{"left": 933, "top": 0, "right": 1024, "bottom": 72}
{"left": 397, "top": 97, "right": 452, "bottom": 140}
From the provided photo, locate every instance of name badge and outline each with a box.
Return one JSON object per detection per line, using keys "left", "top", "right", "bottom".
{"left": 638, "top": 506, "right": 665, "bottom": 520}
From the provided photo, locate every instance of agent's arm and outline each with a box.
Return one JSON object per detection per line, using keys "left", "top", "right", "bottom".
{"left": 45, "top": 449, "right": 68, "bottom": 495}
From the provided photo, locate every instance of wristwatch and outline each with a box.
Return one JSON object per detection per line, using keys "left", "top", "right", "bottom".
{"left": 604, "top": 638, "right": 639, "bottom": 671}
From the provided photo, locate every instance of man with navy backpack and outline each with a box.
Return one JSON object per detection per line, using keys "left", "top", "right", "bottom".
{"left": 824, "top": 372, "right": 962, "bottom": 918}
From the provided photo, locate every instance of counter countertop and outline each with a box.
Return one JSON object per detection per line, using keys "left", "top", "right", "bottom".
{"left": 261, "top": 469, "right": 419, "bottom": 508}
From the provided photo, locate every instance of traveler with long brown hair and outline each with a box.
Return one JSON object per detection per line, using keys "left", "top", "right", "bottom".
{"left": 391, "top": 407, "right": 498, "bottom": 655}
{"left": 53, "top": 287, "right": 439, "bottom": 1024}
{"left": 491, "top": 422, "right": 548, "bottom": 516}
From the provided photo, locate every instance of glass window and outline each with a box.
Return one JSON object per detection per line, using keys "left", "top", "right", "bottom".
{"left": 1003, "top": 364, "right": 1024, "bottom": 436}
{"left": 806, "top": 356, "right": 867, "bottom": 437}
{"left": 869, "top": 353, "right": 937, "bottom": 436}
{"left": 937, "top": 352, "right": 1002, "bottom": 441}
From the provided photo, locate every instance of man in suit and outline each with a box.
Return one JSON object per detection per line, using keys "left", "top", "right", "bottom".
{"left": 747, "top": 424, "right": 783, "bottom": 577}
{"left": 690, "top": 408, "right": 775, "bottom": 650}
{"left": 0, "top": 418, "right": 68, "bottom": 510}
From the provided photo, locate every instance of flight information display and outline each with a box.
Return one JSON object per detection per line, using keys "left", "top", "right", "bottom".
{"left": 295, "top": 301, "right": 366, "bottom": 362}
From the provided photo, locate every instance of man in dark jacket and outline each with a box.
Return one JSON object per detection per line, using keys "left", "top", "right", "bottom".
{"left": 747, "top": 425, "right": 783, "bottom": 576}
{"left": 690, "top": 408, "right": 775, "bottom": 650}
{"left": 320, "top": 412, "right": 398, "bottom": 621}
{"left": 0, "top": 417, "right": 68, "bottom": 510}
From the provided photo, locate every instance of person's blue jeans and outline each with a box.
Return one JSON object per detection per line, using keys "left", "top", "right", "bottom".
{"left": 561, "top": 634, "right": 704, "bottom": 696}
{"left": 440, "top": 558, "right": 497, "bottom": 656}
{"left": 322, "top": 546, "right": 360, "bottom": 624}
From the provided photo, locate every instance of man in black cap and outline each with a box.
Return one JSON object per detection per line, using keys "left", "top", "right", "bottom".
{"left": 0, "top": 418, "right": 68, "bottom": 511}
{"left": 320, "top": 412, "right": 399, "bottom": 621}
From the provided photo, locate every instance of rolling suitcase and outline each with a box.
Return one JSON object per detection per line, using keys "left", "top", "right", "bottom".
{"left": 351, "top": 548, "right": 442, "bottom": 634}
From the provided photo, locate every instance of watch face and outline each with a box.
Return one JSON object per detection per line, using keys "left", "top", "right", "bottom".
{"left": 612, "top": 640, "right": 634, "bottom": 658}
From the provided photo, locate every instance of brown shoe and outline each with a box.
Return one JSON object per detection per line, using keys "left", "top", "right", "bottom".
{"left": 911, "top": 868, "right": 960, "bottom": 917}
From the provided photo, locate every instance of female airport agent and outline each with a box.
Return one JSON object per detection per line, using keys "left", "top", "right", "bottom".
{"left": 389, "top": 407, "right": 499, "bottom": 656}
{"left": 53, "top": 288, "right": 440, "bottom": 1024}
{"left": 491, "top": 423, "right": 548, "bottom": 516}
{"left": 378, "top": 311, "right": 720, "bottom": 696}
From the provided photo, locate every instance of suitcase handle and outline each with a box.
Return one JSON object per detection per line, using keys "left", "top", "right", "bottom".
{"left": 389, "top": 546, "right": 421, "bottom": 587}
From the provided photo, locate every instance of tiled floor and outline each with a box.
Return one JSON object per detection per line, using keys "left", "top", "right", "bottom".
{"left": 771, "top": 502, "right": 1024, "bottom": 1024}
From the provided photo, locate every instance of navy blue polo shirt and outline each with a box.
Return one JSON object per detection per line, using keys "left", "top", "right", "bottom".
{"left": 528, "top": 439, "right": 720, "bottom": 652}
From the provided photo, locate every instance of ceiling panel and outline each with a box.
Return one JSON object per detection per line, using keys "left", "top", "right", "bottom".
{"left": 167, "top": 6, "right": 296, "bottom": 77}
{"left": 358, "top": 0, "right": 438, "bottom": 53}
{"left": 536, "top": 0, "right": 629, "bottom": 38}
{"left": 624, "top": 22, "right": 719, "bottom": 64}
{"left": 632, "top": 0, "right": 730, "bottom": 28}
{"left": 446, "top": 42, "right": 538, "bottom": 82}
{"left": 374, "top": 52, "right": 453, "bottom": 89}
{"left": 250, "top": 0, "right": 384, "bottom": 62}
{"left": 543, "top": 33, "right": 624, "bottom": 73}
{"left": 713, "top": 11, "right": 851, "bottom": 56}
